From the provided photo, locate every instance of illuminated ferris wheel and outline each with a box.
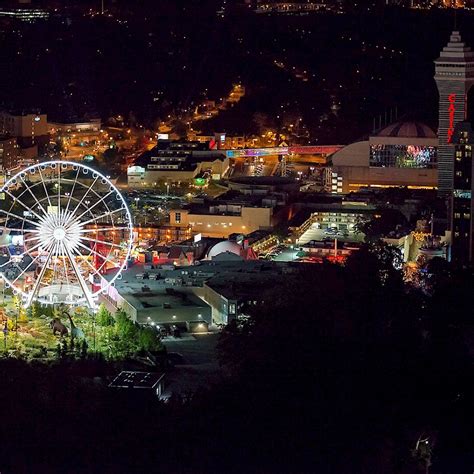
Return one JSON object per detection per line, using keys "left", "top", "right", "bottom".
{"left": 0, "top": 161, "right": 133, "bottom": 308}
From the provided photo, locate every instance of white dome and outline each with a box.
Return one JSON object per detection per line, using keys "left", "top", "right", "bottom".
{"left": 207, "top": 241, "right": 243, "bottom": 259}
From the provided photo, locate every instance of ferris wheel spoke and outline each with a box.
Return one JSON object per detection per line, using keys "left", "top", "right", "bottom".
{"left": 58, "top": 242, "right": 71, "bottom": 289}
{"left": 2, "top": 227, "right": 40, "bottom": 234}
{"left": 80, "top": 235, "right": 123, "bottom": 250}
{"left": 77, "top": 226, "right": 130, "bottom": 234}
{"left": 73, "top": 240, "right": 110, "bottom": 275}
{"left": 79, "top": 207, "right": 125, "bottom": 227}
{"left": 57, "top": 163, "right": 62, "bottom": 217}
{"left": 62, "top": 241, "right": 95, "bottom": 308}
{"left": 64, "top": 167, "right": 80, "bottom": 216}
{"left": 72, "top": 190, "right": 114, "bottom": 222}
{"left": 11, "top": 249, "right": 49, "bottom": 286}
{"left": 25, "top": 240, "right": 56, "bottom": 307}
{"left": 0, "top": 208, "right": 39, "bottom": 228}
{"left": 69, "top": 176, "right": 99, "bottom": 219}
{"left": 75, "top": 240, "right": 120, "bottom": 269}
{"left": 36, "top": 166, "right": 53, "bottom": 209}
{"left": 77, "top": 251, "right": 107, "bottom": 284}
{"left": 24, "top": 238, "right": 55, "bottom": 258}
{"left": 2, "top": 189, "right": 44, "bottom": 222}
{"left": 23, "top": 235, "right": 42, "bottom": 244}
{"left": 18, "top": 176, "right": 49, "bottom": 217}
{"left": 50, "top": 241, "right": 62, "bottom": 289}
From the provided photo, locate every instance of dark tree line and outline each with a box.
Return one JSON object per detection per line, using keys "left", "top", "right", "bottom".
{"left": 0, "top": 246, "right": 473, "bottom": 473}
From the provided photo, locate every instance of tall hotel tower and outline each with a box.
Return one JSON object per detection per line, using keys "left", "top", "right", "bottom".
{"left": 435, "top": 31, "right": 474, "bottom": 195}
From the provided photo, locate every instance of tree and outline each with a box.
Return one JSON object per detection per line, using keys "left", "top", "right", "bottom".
{"left": 96, "top": 304, "right": 114, "bottom": 327}
{"left": 138, "top": 326, "right": 162, "bottom": 352}
{"left": 355, "top": 208, "right": 408, "bottom": 242}
{"left": 102, "top": 147, "right": 120, "bottom": 162}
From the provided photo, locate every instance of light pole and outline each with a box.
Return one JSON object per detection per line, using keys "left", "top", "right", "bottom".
{"left": 134, "top": 197, "right": 140, "bottom": 209}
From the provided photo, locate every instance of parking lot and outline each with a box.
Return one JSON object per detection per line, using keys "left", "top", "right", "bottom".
{"left": 297, "top": 224, "right": 363, "bottom": 245}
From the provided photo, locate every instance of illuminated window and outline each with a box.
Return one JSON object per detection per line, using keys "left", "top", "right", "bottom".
{"left": 175, "top": 212, "right": 181, "bottom": 223}
{"left": 454, "top": 212, "right": 461, "bottom": 219}
{"left": 456, "top": 171, "right": 463, "bottom": 177}
{"left": 369, "top": 144, "right": 437, "bottom": 168}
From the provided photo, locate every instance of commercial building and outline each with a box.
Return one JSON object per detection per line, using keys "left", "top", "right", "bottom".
{"left": 101, "top": 275, "right": 212, "bottom": 328}
{"left": 188, "top": 131, "right": 246, "bottom": 150}
{"left": 169, "top": 195, "right": 280, "bottom": 238}
{"left": 450, "top": 121, "right": 474, "bottom": 263}
{"left": 289, "top": 201, "right": 374, "bottom": 244}
{"left": 0, "top": 135, "right": 19, "bottom": 170}
{"left": 48, "top": 118, "right": 101, "bottom": 134}
{"left": 202, "top": 267, "right": 286, "bottom": 324}
{"left": 435, "top": 31, "right": 474, "bottom": 195}
{"left": 0, "top": 110, "right": 48, "bottom": 149}
{"left": 328, "top": 121, "right": 438, "bottom": 194}
{"left": 128, "top": 139, "right": 229, "bottom": 186}
{"left": 228, "top": 176, "right": 299, "bottom": 195}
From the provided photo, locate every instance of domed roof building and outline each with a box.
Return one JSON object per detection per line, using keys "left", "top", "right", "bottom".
{"left": 375, "top": 121, "right": 436, "bottom": 139}
{"left": 206, "top": 240, "right": 257, "bottom": 261}
{"left": 328, "top": 121, "right": 438, "bottom": 194}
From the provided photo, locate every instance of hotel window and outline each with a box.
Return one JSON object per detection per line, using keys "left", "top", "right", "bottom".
{"left": 464, "top": 213, "right": 471, "bottom": 219}
{"left": 175, "top": 212, "right": 181, "bottom": 223}
{"left": 454, "top": 212, "right": 461, "bottom": 219}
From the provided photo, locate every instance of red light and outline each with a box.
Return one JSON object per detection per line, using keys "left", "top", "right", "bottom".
{"left": 447, "top": 93, "right": 456, "bottom": 143}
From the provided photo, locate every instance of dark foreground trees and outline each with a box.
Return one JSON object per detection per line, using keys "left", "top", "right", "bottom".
{"left": 0, "top": 248, "right": 472, "bottom": 473}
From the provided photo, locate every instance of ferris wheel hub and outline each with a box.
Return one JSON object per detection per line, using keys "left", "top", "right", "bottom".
{"left": 53, "top": 227, "right": 66, "bottom": 241}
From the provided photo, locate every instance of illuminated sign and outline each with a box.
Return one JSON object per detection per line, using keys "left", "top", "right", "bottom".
{"left": 447, "top": 93, "right": 456, "bottom": 143}
{"left": 194, "top": 178, "right": 206, "bottom": 186}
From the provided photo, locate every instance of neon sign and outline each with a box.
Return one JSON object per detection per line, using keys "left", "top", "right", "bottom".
{"left": 447, "top": 93, "right": 456, "bottom": 143}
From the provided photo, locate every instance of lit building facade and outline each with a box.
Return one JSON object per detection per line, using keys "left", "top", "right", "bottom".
{"left": 0, "top": 135, "right": 19, "bottom": 170}
{"left": 328, "top": 121, "right": 438, "bottom": 194}
{"left": 435, "top": 31, "right": 474, "bottom": 195}
{"left": 169, "top": 205, "right": 274, "bottom": 238}
{"left": 451, "top": 121, "right": 474, "bottom": 263}
{"left": 0, "top": 111, "right": 48, "bottom": 148}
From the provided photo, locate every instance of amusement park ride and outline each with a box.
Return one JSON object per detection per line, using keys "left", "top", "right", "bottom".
{"left": 0, "top": 161, "right": 134, "bottom": 310}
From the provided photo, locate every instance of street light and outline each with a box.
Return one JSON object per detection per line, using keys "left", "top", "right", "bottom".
{"left": 134, "top": 197, "right": 140, "bottom": 208}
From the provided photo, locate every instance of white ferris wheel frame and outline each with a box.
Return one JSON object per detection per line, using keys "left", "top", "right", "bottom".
{"left": 0, "top": 160, "right": 134, "bottom": 308}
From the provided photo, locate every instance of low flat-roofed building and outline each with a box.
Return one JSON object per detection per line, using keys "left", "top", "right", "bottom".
{"left": 169, "top": 194, "right": 277, "bottom": 238}
{"left": 109, "top": 371, "right": 165, "bottom": 398}
{"left": 101, "top": 284, "right": 212, "bottom": 328}
{"left": 129, "top": 139, "right": 229, "bottom": 186}
{"left": 48, "top": 118, "right": 102, "bottom": 134}
{"left": 203, "top": 271, "right": 285, "bottom": 324}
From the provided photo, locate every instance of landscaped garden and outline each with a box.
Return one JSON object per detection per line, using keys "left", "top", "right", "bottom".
{"left": 0, "top": 300, "right": 164, "bottom": 361}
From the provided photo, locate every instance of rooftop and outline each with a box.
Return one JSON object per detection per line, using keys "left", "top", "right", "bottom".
{"left": 374, "top": 121, "right": 436, "bottom": 139}
{"left": 109, "top": 371, "right": 165, "bottom": 390}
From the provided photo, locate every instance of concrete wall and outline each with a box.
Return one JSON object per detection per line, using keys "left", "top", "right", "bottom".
{"left": 332, "top": 141, "right": 369, "bottom": 167}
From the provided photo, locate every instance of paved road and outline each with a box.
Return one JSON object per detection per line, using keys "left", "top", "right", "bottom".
{"left": 161, "top": 333, "right": 223, "bottom": 398}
